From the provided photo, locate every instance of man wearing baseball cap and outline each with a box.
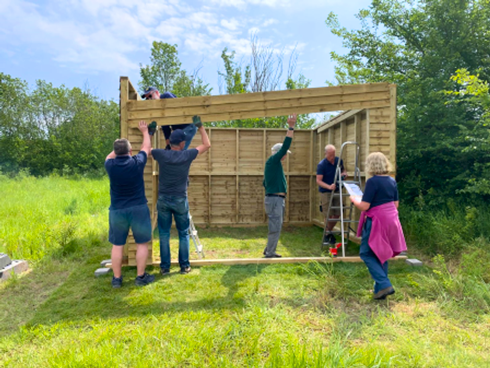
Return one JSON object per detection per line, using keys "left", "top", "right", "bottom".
{"left": 142, "top": 87, "right": 197, "bottom": 150}
{"left": 151, "top": 117, "right": 211, "bottom": 275}
{"left": 262, "top": 114, "right": 297, "bottom": 258}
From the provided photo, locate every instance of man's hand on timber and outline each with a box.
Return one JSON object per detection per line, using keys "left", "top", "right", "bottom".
{"left": 138, "top": 120, "right": 148, "bottom": 134}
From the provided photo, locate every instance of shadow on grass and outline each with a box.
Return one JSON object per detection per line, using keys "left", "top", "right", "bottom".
{"left": 2, "top": 226, "right": 431, "bottom": 337}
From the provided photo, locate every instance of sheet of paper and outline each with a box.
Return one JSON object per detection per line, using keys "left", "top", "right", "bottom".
{"left": 343, "top": 183, "right": 363, "bottom": 202}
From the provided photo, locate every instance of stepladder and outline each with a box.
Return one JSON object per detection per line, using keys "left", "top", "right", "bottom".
{"left": 189, "top": 214, "right": 204, "bottom": 259}
{"left": 322, "top": 141, "right": 362, "bottom": 257}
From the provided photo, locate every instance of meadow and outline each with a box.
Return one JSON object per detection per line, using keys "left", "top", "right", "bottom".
{"left": 1, "top": 176, "right": 490, "bottom": 367}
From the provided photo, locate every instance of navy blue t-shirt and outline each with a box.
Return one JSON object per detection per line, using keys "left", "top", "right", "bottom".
{"left": 362, "top": 175, "right": 399, "bottom": 208}
{"left": 105, "top": 151, "right": 148, "bottom": 210}
{"left": 317, "top": 157, "right": 344, "bottom": 193}
{"left": 152, "top": 148, "right": 199, "bottom": 197}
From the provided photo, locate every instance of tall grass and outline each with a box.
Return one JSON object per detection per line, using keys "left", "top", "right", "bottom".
{"left": 399, "top": 202, "right": 490, "bottom": 257}
{"left": 0, "top": 174, "right": 109, "bottom": 260}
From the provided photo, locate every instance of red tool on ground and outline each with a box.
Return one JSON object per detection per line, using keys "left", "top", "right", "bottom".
{"left": 329, "top": 243, "right": 342, "bottom": 257}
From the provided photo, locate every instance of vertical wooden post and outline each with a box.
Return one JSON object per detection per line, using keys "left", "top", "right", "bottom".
{"left": 327, "top": 129, "right": 332, "bottom": 145}
{"left": 389, "top": 85, "right": 397, "bottom": 172}
{"left": 286, "top": 136, "right": 290, "bottom": 224}
{"left": 309, "top": 130, "right": 314, "bottom": 222}
{"left": 365, "top": 110, "right": 371, "bottom": 175}
{"left": 120, "top": 77, "right": 129, "bottom": 139}
{"left": 236, "top": 129, "right": 239, "bottom": 224}
{"left": 263, "top": 130, "right": 267, "bottom": 223}
{"left": 208, "top": 128, "right": 212, "bottom": 225}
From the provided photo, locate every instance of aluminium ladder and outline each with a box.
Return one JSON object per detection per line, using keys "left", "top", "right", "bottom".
{"left": 322, "top": 141, "right": 362, "bottom": 257}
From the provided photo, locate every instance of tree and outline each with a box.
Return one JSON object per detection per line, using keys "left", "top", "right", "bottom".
{"left": 0, "top": 74, "right": 119, "bottom": 176}
{"left": 139, "top": 42, "right": 212, "bottom": 97}
{"left": 218, "top": 47, "right": 251, "bottom": 94}
{"left": 325, "top": 0, "right": 490, "bottom": 205}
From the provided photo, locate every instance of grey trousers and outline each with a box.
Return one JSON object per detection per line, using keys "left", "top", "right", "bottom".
{"left": 264, "top": 196, "right": 285, "bottom": 256}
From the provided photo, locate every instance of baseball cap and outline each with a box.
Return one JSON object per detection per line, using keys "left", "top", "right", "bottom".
{"left": 142, "top": 87, "right": 158, "bottom": 99}
{"left": 169, "top": 129, "right": 186, "bottom": 145}
{"left": 271, "top": 143, "right": 292, "bottom": 154}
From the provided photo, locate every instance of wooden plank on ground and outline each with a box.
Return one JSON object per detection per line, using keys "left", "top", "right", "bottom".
{"left": 108, "top": 255, "right": 407, "bottom": 268}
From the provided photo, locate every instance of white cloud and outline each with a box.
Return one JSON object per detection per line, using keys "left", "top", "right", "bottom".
{"left": 221, "top": 18, "right": 240, "bottom": 31}
{"left": 0, "top": 0, "right": 305, "bottom": 77}
{"left": 263, "top": 18, "right": 278, "bottom": 27}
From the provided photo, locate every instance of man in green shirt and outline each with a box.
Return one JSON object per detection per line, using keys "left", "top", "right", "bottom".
{"left": 263, "top": 114, "right": 297, "bottom": 258}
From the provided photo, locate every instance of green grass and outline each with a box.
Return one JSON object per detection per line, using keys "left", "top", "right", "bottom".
{"left": 1, "top": 176, "right": 490, "bottom": 367}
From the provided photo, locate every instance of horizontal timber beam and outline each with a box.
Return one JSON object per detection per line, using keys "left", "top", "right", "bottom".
{"left": 128, "top": 83, "right": 390, "bottom": 110}
{"left": 128, "top": 99, "right": 391, "bottom": 127}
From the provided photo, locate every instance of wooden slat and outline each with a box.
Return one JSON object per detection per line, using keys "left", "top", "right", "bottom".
{"left": 389, "top": 86, "right": 397, "bottom": 172}
{"left": 128, "top": 99, "right": 391, "bottom": 128}
{"left": 127, "top": 83, "right": 390, "bottom": 111}
{"left": 128, "top": 93, "right": 388, "bottom": 120}
{"left": 317, "top": 109, "right": 363, "bottom": 133}
{"left": 120, "top": 77, "right": 129, "bottom": 139}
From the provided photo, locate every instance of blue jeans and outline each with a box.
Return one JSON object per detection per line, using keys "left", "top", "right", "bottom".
{"left": 182, "top": 124, "right": 197, "bottom": 150}
{"left": 359, "top": 218, "right": 392, "bottom": 293}
{"left": 157, "top": 195, "right": 190, "bottom": 270}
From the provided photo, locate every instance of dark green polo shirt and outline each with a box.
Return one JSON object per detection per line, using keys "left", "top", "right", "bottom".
{"left": 263, "top": 136, "right": 292, "bottom": 194}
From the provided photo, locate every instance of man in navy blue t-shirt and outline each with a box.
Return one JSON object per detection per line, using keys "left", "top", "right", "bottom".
{"left": 142, "top": 87, "right": 197, "bottom": 150}
{"left": 316, "top": 144, "right": 347, "bottom": 242}
{"left": 105, "top": 121, "right": 154, "bottom": 288}
{"left": 152, "top": 121, "right": 211, "bottom": 275}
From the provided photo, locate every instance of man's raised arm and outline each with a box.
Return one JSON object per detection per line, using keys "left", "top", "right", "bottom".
{"left": 195, "top": 117, "right": 211, "bottom": 155}
{"left": 138, "top": 120, "right": 151, "bottom": 156}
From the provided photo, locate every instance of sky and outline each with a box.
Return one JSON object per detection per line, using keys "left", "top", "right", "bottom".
{"left": 0, "top": 0, "right": 372, "bottom": 101}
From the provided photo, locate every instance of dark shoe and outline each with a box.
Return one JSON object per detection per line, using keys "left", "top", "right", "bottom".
{"left": 160, "top": 268, "right": 170, "bottom": 276}
{"left": 112, "top": 276, "right": 122, "bottom": 288}
{"left": 180, "top": 266, "right": 192, "bottom": 274}
{"left": 135, "top": 273, "right": 155, "bottom": 286}
{"left": 264, "top": 253, "right": 282, "bottom": 258}
{"left": 373, "top": 286, "right": 395, "bottom": 300}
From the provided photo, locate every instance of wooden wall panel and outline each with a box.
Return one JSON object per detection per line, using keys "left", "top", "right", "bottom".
{"left": 289, "top": 176, "right": 311, "bottom": 222}
{"left": 238, "top": 176, "right": 264, "bottom": 223}
{"left": 239, "top": 131, "right": 264, "bottom": 173}
{"left": 289, "top": 131, "right": 311, "bottom": 174}
{"left": 188, "top": 176, "right": 209, "bottom": 224}
{"left": 210, "top": 176, "right": 236, "bottom": 224}
{"left": 211, "top": 130, "right": 237, "bottom": 173}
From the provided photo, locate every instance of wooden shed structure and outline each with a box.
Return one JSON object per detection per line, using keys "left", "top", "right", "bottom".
{"left": 119, "top": 77, "right": 397, "bottom": 265}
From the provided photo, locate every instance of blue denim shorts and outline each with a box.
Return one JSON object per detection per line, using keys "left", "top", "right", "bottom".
{"left": 109, "top": 204, "right": 152, "bottom": 245}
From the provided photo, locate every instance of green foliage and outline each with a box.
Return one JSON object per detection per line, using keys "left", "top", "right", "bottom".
{"left": 218, "top": 47, "right": 251, "bottom": 94}
{"left": 325, "top": 0, "right": 490, "bottom": 206}
{"left": 446, "top": 69, "right": 490, "bottom": 196}
{"left": 139, "top": 41, "right": 212, "bottom": 97}
{"left": 399, "top": 203, "right": 490, "bottom": 258}
{"left": 214, "top": 47, "right": 316, "bottom": 129}
{"left": 0, "top": 73, "right": 119, "bottom": 176}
